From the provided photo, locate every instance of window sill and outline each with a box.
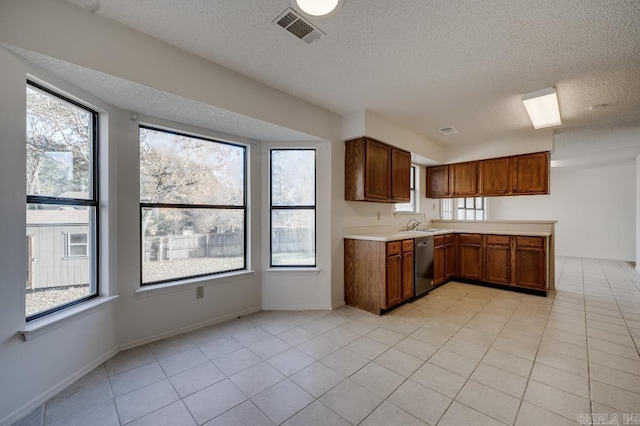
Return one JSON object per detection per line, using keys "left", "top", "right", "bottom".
{"left": 18, "top": 295, "right": 118, "bottom": 342}
{"left": 135, "top": 270, "right": 256, "bottom": 298}
{"left": 265, "top": 267, "right": 320, "bottom": 276}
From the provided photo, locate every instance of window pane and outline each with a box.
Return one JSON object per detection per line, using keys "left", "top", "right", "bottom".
{"left": 466, "top": 209, "right": 475, "bottom": 220}
{"left": 27, "top": 86, "right": 92, "bottom": 199}
{"left": 69, "top": 233, "right": 87, "bottom": 244}
{"left": 465, "top": 197, "right": 475, "bottom": 208}
{"left": 409, "top": 166, "right": 415, "bottom": 189}
{"left": 476, "top": 197, "right": 483, "bottom": 209}
{"left": 140, "top": 127, "right": 245, "bottom": 206}
{"left": 476, "top": 210, "right": 484, "bottom": 220}
{"left": 142, "top": 207, "right": 244, "bottom": 283}
{"left": 271, "top": 210, "right": 315, "bottom": 266}
{"left": 457, "top": 198, "right": 465, "bottom": 208}
{"left": 26, "top": 205, "right": 96, "bottom": 317}
{"left": 271, "top": 150, "right": 315, "bottom": 206}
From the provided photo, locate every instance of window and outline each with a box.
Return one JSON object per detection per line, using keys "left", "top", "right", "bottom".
{"left": 270, "top": 149, "right": 316, "bottom": 267}
{"left": 440, "top": 197, "right": 485, "bottom": 220}
{"left": 139, "top": 126, "right": 246, "bottom": 285}
{"left": 66, "top": 233, "right": 89, "bottom": 258}
{"left": 395, "top": 165, "right": 417, "bottom": 212}
{"left": 26, "top": 81, "right": 99, "bottom": 320}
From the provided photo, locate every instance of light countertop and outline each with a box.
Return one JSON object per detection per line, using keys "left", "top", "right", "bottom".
{"left": 344, "top": 228, "right": 552, "bottom": 242}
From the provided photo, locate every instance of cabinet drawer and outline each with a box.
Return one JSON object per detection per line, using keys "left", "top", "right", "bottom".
{"left": 486, "top": 235, "right": 511, "bottom": 246}
{"left": 434, "top": 235, "right": 445, "bottom": 246}
{"left": 516, "top": 236, "right": 545, "bottom": 248}
{"left": 458, "top": 234, "right": 483, "bottom": 244}
{"left": 387, "top": 241, "right": 401, "bottom": 255}
{"left": 402, "top": 239, "right": 414, "bottom": 252}
{"left": 444, "top": 234, "right": 455, "bottom": 244}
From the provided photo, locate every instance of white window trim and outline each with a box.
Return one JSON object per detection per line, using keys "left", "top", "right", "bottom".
{"left": 135, "top": 270, "right": 255, "bottom": 298}
{"left": 18, "top": 296, "right": 118, "bottom": 342}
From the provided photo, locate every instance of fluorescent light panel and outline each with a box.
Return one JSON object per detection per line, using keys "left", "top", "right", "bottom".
{"left": 521, "top": 87, "right": 561, "bottom": 129}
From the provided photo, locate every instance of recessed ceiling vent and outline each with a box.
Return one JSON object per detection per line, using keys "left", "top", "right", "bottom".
{"left": 439, "top": 127, "right": 459, "bottom": 135}
{"left": 274, "top": 8, "right": 325, "bottom": 44}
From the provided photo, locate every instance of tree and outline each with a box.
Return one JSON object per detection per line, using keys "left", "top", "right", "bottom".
{"left": 26, "top": 87, "right": 91, "bottom": 201}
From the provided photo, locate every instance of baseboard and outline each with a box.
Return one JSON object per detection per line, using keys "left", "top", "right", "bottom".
{"left": 0, "top": 347, "right": 120, "bottom": 426}
{"left": 119, "top": 306, "right": 262, "bottom": 350}
{"left": 262, "top": 304, "right": 334, "bottom": 311}
{"left": 332, "top": 300, "right": 346, "bottom": 309}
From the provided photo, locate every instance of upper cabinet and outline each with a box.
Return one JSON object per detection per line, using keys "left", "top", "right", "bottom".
{"left": 425, "top": 165, "right": 450, "bottom": 198}
{"left": 345, "top": 137, "right": 411, "bottom": 202}
{"left": 478, "top": 157, "right": 511, "bottom": 196}
{"left": 512, "top": 152, "right": 549, "bottom": 195}
{"left": 450, "top": 161, "right": 478, "bottom": 196}
{"left": 427, "top": 151, "right": 550, "bottom": 198}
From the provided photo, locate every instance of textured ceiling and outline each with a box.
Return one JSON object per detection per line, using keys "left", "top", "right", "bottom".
{"left": 62, "top": 0, "right": 640, "bottom": 150}
{"left": 6, "top": 46, "right": 319, "bottom": 142}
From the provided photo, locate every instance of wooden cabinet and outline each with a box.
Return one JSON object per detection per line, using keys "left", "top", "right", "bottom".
{"left": 513, "top": 152, "right": 549, "bottom": 195}
{"left": 478, "top": 157, "right": 511, "bottom": 196}
{"left": 514, "top": 236, "right": 546, "bottom": 290}
{"left": 426, "top": 165, "right": 450, "bottom": 198}
{"left": 391, "top": 149, "right": 411, "bottom": 201}
{"left": 425, "top": 151, "right": 550, "bottom": 198}
{"left": 485, "top": 235, "right": 512, "bottom": 284}
{"left": 450, "top": 162, "right": 477, "bottom": 196}
{"left": 444, "top": 234, "right": 456, "bottom": 280}
{"left": 401, "top": 240, "right": 414, "bottom": 300}
{"left": 345, "top": 137, "right": 411, "bottom": 202}
{"left": 433, "top": 236, "right": 446, "bottom": 285}
{"left": 457, "top": 234, "right": 484, "bottom": 281}
{"left": 344, "top": 238, "right": 414, "bottom": 314}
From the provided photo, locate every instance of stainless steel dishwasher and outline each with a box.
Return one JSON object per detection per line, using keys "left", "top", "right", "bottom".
{"left": 414, "top": 236, "right": 435, "bottom": 298}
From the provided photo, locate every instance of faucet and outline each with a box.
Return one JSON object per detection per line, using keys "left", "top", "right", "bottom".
{"left": 405, "top": 218, "right": 422, "bottom": 231}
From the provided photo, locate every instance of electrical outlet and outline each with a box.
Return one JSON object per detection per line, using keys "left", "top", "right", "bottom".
{"left": 196, "top": 286, "right": 204, "bottom": 299}
{"left": 377, "top": 212, "right": 381, "bottom": 220}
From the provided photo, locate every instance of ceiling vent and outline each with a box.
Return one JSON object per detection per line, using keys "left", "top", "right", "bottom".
{"left": 439, "top": 127, "right": 459, "bottom": 135}
{"left": 274, "top": 8, "right": 325, "bottom": 44}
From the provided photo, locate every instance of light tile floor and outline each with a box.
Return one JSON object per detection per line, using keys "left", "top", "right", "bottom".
{"left": 14, "top": 256, "right": 640, "bottom": 425}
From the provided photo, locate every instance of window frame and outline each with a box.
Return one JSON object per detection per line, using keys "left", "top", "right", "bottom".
{"left": 394, "top": 165, "right": 417, "bottom": 213}
{"left": 65, "top": 233, "right": 89, "bottom": 258}
{"left": 138, "top": 125, "right": 248, "bottom": 286}
{"left": 269, "top": 148, "right": 317, "bottom": 268}
{"left": 26, "top": 80, "right": 100, "bottom": 322}
{"left": 458, "top": 197, "right": 485, "bottom": 220}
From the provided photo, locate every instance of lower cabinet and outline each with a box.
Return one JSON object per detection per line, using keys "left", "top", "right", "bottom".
{"left": 485, "top": 235, "right": 512, "bottom": 284}
{"left": 457, "top": 234, "right": 484, "bottom": 280}
{"left": 431, "top": 233, "right": 547, "bottom": 293}
{"left": 514, "top": 236, "right": 546, "bottom": 290}
{"left": 344, "top": 238, "right": 414, "bottom": 314}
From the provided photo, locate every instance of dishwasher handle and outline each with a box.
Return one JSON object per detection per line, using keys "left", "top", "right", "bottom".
{"left": 417, "top": 241, "right": 430, "bottom": 247}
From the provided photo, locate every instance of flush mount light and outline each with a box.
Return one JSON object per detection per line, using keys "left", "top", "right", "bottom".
{"left": 294, "top": 0, "right": 342, "bottom": 17}
{"left": 521, "top": 87, "right": 561, "bottom": 129}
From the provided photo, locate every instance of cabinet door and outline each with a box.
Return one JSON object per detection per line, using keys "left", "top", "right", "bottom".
{"left": 485, "top": 244, "right": 511, "bottom": 284}
{"left": 391, "top": 149, "right": 411, "bottom": 201}
{"left": 478, "top": 157, "right": 511, "bottom": 196}
{"left": 515, "top": 237, "right": 546, "bottom": 290}
{"left": 365, "top": 140, "right": 391, "bottom": 200}
{"left": 512, "top": 152, "right": 549, "bottom": 195}
{"left": 450, "top": 162, "right": 478, "bottom": 196}
{"left": 426, "top": 165, "right": 449, "bottom": 198}
{"left": 402, "top": 250, "right": 414, "bottom": 300}
{"left": 444, "top": 241, "right": 456, "bottom": 280}
{"left": 434, "top": 243, "right": 446, "bottom": 285}
{"left": 458, "top": 234, "right": 483, "bottom": 280}
{"left": 386, "top": 254, "right": 402, "bottom": 308}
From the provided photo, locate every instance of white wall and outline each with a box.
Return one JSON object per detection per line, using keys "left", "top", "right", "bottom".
{"left": 488, "top": 162, "right": 636, "bottom": 261}
{"left": 0, "top": 47, "right": 120, "bottom": 426}
{"left": 260, "top": 140, "right": 334, "bottom": 310}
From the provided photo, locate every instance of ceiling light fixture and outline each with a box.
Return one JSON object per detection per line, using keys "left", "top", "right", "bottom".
{"left": 294, "top": 0, "right": 342, "bottom": 17}
{"left": 521, "top": 87, "right": 561, "bottom": 129}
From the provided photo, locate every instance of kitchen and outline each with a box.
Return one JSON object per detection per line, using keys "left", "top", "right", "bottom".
{"left": 1, "top": 1, "right": 639, "bottom": 425}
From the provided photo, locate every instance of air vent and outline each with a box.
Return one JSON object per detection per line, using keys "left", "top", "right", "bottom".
{"left": 274, "top": 8, "right": 325, "bottom": 44}
{"left": 439, "top": 127, "right": 459, "bottom": 135}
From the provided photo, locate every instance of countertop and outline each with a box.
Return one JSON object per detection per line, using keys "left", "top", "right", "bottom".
{"left": 344, "top": 228, "right": 552, "bottom": 242}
